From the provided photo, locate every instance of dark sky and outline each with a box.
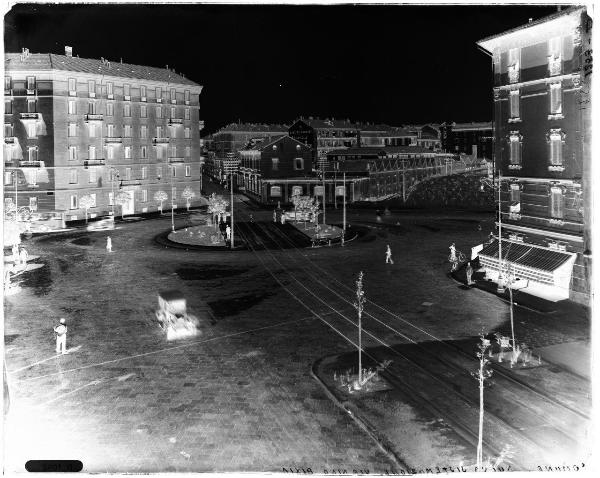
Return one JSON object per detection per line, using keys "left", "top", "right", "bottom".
{"left": 5, "top": 3, "right": 561, "bottom": 134}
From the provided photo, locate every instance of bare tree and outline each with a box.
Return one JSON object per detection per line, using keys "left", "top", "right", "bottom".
{"left": 472, "top": 334, "right": 493, "bottom": 469}
{"left": 154, "top": 190, "right": 168, "bottom": 214}
{"left": 182, "top": 187, "right": 196, "bottom": 211}
{"left": 114, "top": 191, "right": 131, "bottom": 219}
{"left": 353, "top": 271, "right": 366, "bottom": 387}
{"left": 79, "top": 194, "right": 95, "bottom": 224}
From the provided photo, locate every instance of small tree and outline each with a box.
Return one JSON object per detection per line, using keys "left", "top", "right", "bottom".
{"left": 207, "top": 193, "right": 229, "bottom": 228}
{"left": 353, "top": 271, "right": 366, "bottom": 388}
{"left": 182, "top": 187, "right": 196, "bottom": 211}
{"left": 114, "top": 191, "right": 131, "bottom": 219}
{"left": 79, "top": 194, "right": 95, "bottom": 224}
{"left": 471, "top": 334, "right": 493, "bottom": 469}
{"left": 154, "top": 190, "right": 168, "bottom": 214}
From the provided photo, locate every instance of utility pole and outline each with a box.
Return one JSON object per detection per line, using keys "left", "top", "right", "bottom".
{"left": 354, "top": 271, "right": 366, "bottom": 387}
{"left": 230, "top": 170, "right": 234, "bottom": 249}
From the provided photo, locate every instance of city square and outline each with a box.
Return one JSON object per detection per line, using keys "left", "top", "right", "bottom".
{"left": 3, "top": 2, "right": 595, "bottom": 475}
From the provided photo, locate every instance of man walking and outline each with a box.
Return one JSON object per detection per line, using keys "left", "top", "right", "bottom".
{"left": 466, "top": 262, "right": 474, "bottom": 285}
{"left": 449, "top": 242, "right": 458, "bottom": 271}
{"left": 225, "top": 225, "right": 231, "bottom": 242}
{"left": 385, "top": 245, "right": 394, "bottom": 264}
{"left": 106, "top": 236, "right": 112, "bottom": 253}
{"left": 54, "top": 318, "right": 68, "bottom": 355}
{"left": 273, "top": 209, "right": 277, "bottom": 223}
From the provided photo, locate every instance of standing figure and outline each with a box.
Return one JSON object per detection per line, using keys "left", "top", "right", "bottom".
{"left": 225, "top": 225, "right": 231, "bottom": 241}
{"left": 449, "top": 242, "right": 458, "bottom": 271}
{"left": 106, "top": 236, "right": 113, "bottom": 253}
{"left": 249, "top": 213, "right": 254, "bottom": 223}
{"left": 19, "top": 247, "right": 29, "bottom": 265}
{"left": 466, "top": 262, "right": 474, "bottom": 285}
{"left": 273, "top": 210, "right": 277, "bottom": 223}
{"left": 280, "top": 213, "right": 285, "bottom": 225}
{"left": 12, "top": 244, "right": 19, "bottom": 264}
{"left": 385, "top": 245, "right": 394, "bottom": 264}
{"left": 54, "top": 318, "right": 68, "bottom": 355}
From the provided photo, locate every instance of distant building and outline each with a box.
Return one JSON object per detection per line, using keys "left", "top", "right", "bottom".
{"left": 288, "top": 117, "right": 361, "bottom": 170}
{"left": 210, "top": 122, "right": 288, "bottom": 181}
{"left": 359, "top": 124, "right": 417, "bottom": 148}
{"left": 476, "top": 6, "right": 592, "bottom": 304}
{"left": 4, "top": 47, "right": 203, "bottom": 220}
{"left": 439, "top": 121, "right": 493, "bottom": 159}
{"left": 404, "top": 124, "right": 442, "bottom": 151}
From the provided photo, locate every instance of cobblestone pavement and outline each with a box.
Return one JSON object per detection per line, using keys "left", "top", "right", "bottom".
{"left": 3, "top": 196, "right": 590, "bottom": 473}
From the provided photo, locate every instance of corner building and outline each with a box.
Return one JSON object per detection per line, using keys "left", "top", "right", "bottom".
{"left": 4, "top": 48, "right": 203, "bottom": 220}
{"left": 477, "top": 7, "right": 592, "bottom": 304}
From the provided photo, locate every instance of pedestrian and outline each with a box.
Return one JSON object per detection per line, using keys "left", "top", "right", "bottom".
{"left": 11, "top": 244, "right": 19, "bottom": 264}
{"left": 54, "top": 318, "right": 68, "bottom": 355}
{"left": 273, "top": 209, "right": 277, "bottom": 223}
{"left": 449, "top": 243, "right": 458, "bottom": 272}
{"left": 106, "top": 236, "right": 112, "bottom": 253}
{"left": 466, "top": 262, "right": 474, "bottom": 285}
{"left": 385, "top": 245, "right": 394, "bottom": 264}
{"left": 18, "top": 247, "right": 29, "bottom": 265}
{"left": 280, "top": 213, "right": 285, "bottom": 225}
{"left": 225, "top": 225, "right": 231, "bottom": 241}
{"left": 250, "top": 213, "right": 254, "bottom": 223}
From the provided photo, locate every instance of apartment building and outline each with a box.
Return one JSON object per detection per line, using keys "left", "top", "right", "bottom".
{"left": 4, "top": 47, "right": 203, "bottom": 221}
{"left": 476, "top": 7, "right": 592, "bottom": 303}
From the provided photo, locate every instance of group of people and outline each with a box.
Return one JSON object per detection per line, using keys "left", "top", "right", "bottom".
{"left": 218, "top": 220, "right": 232, "bottom": 242}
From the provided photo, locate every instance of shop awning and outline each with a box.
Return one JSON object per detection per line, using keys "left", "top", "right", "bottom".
{"left": 479, "top": 239, "right": 572, "bottom": 273}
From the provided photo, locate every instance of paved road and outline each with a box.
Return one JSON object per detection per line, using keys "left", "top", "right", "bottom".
{"left": 4, "top": 193, "right": 589, "bottom": 473}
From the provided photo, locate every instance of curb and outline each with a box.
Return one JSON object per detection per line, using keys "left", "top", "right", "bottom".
{"left": 311, "top": 356, "right": 408, "bottom": 472}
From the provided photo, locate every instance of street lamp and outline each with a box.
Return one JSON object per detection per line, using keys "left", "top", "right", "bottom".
{"left": 480, "top": 170, "right": 504, "bottom": 292}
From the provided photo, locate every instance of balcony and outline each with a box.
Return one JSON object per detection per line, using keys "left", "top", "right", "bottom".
{"left": 84, "top": 159, "right": 106, "bottom": 168}
{"left": 171, "top": 99, "right": 177, "bottom": 104}
{"left": 89, "top": 92, "right": 96, "bottom": 98}
{"left": 141, "top": 96, "right": 147, "bottom": 102}
{"left": 4, "top": 137, "right": 16, "bottom": 145}
{"left": 84, "top": 114, "right": 104, "bottom": 122}
{"left": 69, "top": 90, "right": 77, "bottom": 97}
{"left": 168, "top": 157, "right": 185, "bottom": 163}
{"left": 107, "top": 94, "right": 114, "bottom": 100}
{"left": 105, "top": 137, "right": 123, "bottom": 144}
{"left": 119, "top": 179, "right": 142, "bottom": 188}
{"left": 26, "top": 89, "right": 36, "bottom": 95}
{"left": 168, "top": 118, "right": 183, "bottom": 126}
{"left": 156, "top": 98, "right": 163, "bottom": 103}
{"left": 124, "top": 95, "right": 131, "bottom": 101}
{"left": 19, "top": 160, "right": 43, "bottom": 167}
{"left": 152, "top": 137, "right": 170, "bottom": 145}
{"left": 20, "top": 112, "right": 41, "bottom": 121}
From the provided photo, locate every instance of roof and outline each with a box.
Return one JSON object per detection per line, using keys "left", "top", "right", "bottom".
{"left": 326, "top": 147, "right": 385, "bottom": 157}
{"left": 479, "top": 239, "right": 572, "bottom": 272}
{"left": 452, "top": 121, "right": 493, "bottom": 132}
{"left": 477, "top": 6, "right": 586, "bottom": 54}
{"left": 216, "top": 123, "right": 289, "bottom": 134}
{"left": 293, "top": 118, "right": 362, "bottom": 130}
{"left": 5, "top": 52, "right": 201, "bottom": 87}
{"left": 360, "top": 126, "right": 416, "bottom": 137}
{"left": 381, "top": 146, "right": 436, "bottom": 154}
{"left": 244, "top": 134, "right": 311, "bottom": 152}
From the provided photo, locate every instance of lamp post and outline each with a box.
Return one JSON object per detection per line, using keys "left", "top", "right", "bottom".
{"left": 343, "top": 172, "right": 346, "bottom": 233}
{"left": 169, "top": 164, "right": 175, "bottom": 232}
{"left": 230, "top": 170, "right": 234, "bottom": 249}
{"left": 321, "top": 168, "right": 326, "bottom": 226}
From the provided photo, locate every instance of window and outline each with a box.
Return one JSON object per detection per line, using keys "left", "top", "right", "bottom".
{"left": 292, "top": 186, "right": 302, "bottom": 196}
{"left": 185, "top": 146, "right": 191, "bottom": 157}
{"left": 68, "top": 78, "right": 76, "bottom": 93}
{"left": 106, "top": 103, "right": 114, "bottom": 116}
{"left": 89, "top": 193, "right": 97, "bottom": 208}
{"left": 89, "top": 168, "right": 97, "bottom": 183}
{"left": 170, "top": 107, "right": 176, "bottom": 118}
{"left": 27, "top": 123, "right": 37, "bottom": 138}
{"left": 124, "top": 83, "right": 130, "bottom": 98}
{"left": 124, "top": 124, "right": 131, "bottom": 137}
{"left": 4, "top": 99, "right": 11, "bottom": 114}
{"left": 156, "top": 146, "right": 163, "bottom": 159}
{"left": 172, "top": 166, "right": 177, "bottom": 178}
{"left": 549, "top": 83, "right": 563, "bottom": 117}
{"left": 26, "top": 76, "right": 36, "bottom": 92}
{"left": 170, "top": 88, "right": 176, "bottom": 102}
{"left": 107, "top": 124, "right": 115, "bottom": 137}
{"left": 141, "top": 167, "right": 147, "bottom": 179}
{"left": 28, "top": 146, "right": 38, "bottom": 162}
{"left": 88, "top": 79, "right": 95, "bottom": 96}
{"left": 156, "top": 166, "right": 162, "bottom": 179}
{"left": 68, "top": 100, "right": 76, "bottom": 115}
{"left": 508, "top": 48, "right": 520, "bottom": 84}
{"left": 123, "top": 104, "right": 131, "bottom": 117}
{"left": 70, "top": 195, "right": 78, "bottom": 209}
{"left": 4, "top": 173, "right": 13, "bottom": 186}
{"left": 184, "top": 108, "right": 190, "bottom": 120}
{"left": 185, "top": 90, "right": 190, "bottom": 104}
{"left": 140, "top": 105, "right": 147, "bottom": 118}
{"left": 107, "top": 145, "right": 114, "bottom": 160}
{"left": 69, "top": 146, "right": 77, "bottom": 161}
{"left": 142, "top": 189, "right": 148, "bottom": 202}
{"left": 69, "top": 169, "right": 78, "bottom": 184}
{"left": 185, "top": 165, "right": 191, "bottom": 177}
{"left": 88, "top": 123, "right": 96, "bottom": 138}
{"left": 156, "top": 126, "right": 163, "bottom": 138}
{"left": 29, "top": 197, "right": 37, "bottom": 211}
{"left": 548, "top": 37, "right": 562, "bottom": 76}
{"left": 550, "top": 186, "right": 564, "bottom": 219}
{"left": 140, "top": 85, "right": 147, "bottom": 99}
{"left": 4, "top": 123, "right": 13, "bottom": 137}
{"left": 109, "top": 169, "right": 119, "bottom": 182}
{"left": 548, "top": 130, "right": 564, "bottom": 169}
{"left": 294, "top": 157, "right": 304, "bottom": 170}
{"left": 25, "top": 169, "right": 38, "bottom": 186}
{"left": 184, "top": 127, "right": 191, "bottom": 139}
{"left": 509, "top": 90, "right": 520, "bottom": 121}
{"left": 125, "top": 168, "right": 131, "bottom": 180}
{"left": 124, "top": 146, "right": 131, "bottom": 159}
{"left": 5, "top": 75, "right": 11, "bottom": 92}
{"left": 270, "top": 186, "right": 281, "bottom": 197}
{"left": 510, "top": 183, "right": 521, "bottom": 203}
{"left": 68, "top": 123, "right": 77, "bottom": 137}
{"left": 509, "top": 132, "right": 522, "bottom": 169}
{"left": 156, "top": 86, "right": 162, "bottom": 101}
{"left": 88, "top": 146, "right": 96, "bottom": 160}
{"left": 107, "top": 82, "right": 113, "bottom": 97}
{"left": 170, "top": 146, "right": 177, "bottom": 158}
{"left": 140, "top": 146, "right": 147, "bottom": 159}
{"left": 156, "top": 106, "right": 162, "bottom": 118}
{"left": 27, "top": 99, "right": 36, "bottom": 112}
{"left": 141, "top": 125, "right": 147, "bottom": 139}
{"left": 88, "top": 102, "right": 96, "bottom": 114}
{"left": 108, "top": 191, "right": 114, "bottom": 206}
{"left": 271, "top": 158, "right": 279, "bottom": 171}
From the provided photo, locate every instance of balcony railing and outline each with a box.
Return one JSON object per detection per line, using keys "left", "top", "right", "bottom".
{"left": 105, "top": 137, "right": 123, "bottom": 143}
{"left": 84, "top": 114, "right": 104, "bottom": 122}
{"left": 4, "top": 137, "right": 16, "bottom": 145}
{"left": 152, "top": 137, "right": 170, "bottom": 145}
{"left": 168, "top": 157, "right": 185, "bottom": 163}
{"left": 84, "top": 159, "right": 106, "bottom": 167}
{"left": 119, "top": 179, "right": 142, "bottom": 188}
{"left": 19, "top": 160, "right": 43, "bottom": 167}
{"left": 20, "top": 112, "right": 41, "bottom": 121}
{"left": 168, "top": 118, "right": 183, "bottom": 125}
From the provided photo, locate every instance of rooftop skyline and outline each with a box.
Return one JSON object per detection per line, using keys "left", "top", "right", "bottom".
{"left": 5, "top": 3, "right": 562, "bottom": 134}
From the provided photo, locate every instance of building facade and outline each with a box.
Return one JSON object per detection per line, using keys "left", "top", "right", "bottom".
{"left": 4, "top": 48, "right": 203, "bottom": 221}
{"left": 439, "top": 121, "right": 493, "bottom": 159}
{"left": 359, "top": 124, "right": 418, "bottom": 148}
{"left": 476, "top": 7, "right": 592, "bottom": 303}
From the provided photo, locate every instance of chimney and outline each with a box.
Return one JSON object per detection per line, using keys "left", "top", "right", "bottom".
{"left": 65, "top": 46, "right": 73, "bottom": 57}
{"left": 21, "top": 47, "right": 30, "bottom": 60}
{"left": 528, "top": 18, "right": 533, "bottom": 23}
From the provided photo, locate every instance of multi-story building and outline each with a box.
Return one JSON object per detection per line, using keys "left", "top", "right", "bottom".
{"left": 404, "top": 124, "right": 442, "bottom": 151}
{"left": 476, "top": 6, "right": 592, "bottom": 304}
{"left": 359, "top": 124, "right": 417, "bottom": 148}
{"left": 439, "top": 121, "right": 493, "bottom": 159}
{"left": 288, "top": 117, "right": 361, "bottom": 170}
{"left": 4, "top": 47, "right": 203, "bottom": 221}
{"left": 209, "top": 122, "right": 288, "bottom": 181}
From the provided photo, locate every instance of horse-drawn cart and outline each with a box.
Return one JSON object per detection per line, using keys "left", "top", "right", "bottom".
{"left": 155, "top": 290, "right": 201, "bottom": 340}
